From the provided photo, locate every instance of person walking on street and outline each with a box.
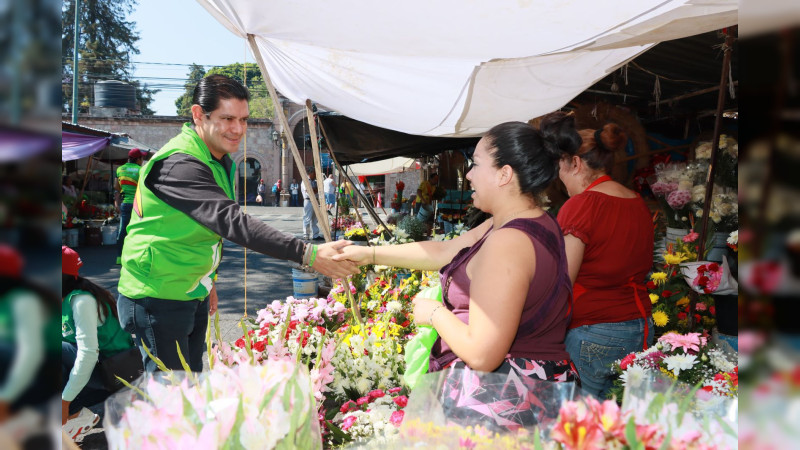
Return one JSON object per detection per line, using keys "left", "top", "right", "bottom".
{"left": 257, "top": 179, "right": 267, "bottom": 206}
{"left": 116, "top": 74, "right": 358, "bottom": 373}
{"left": 323, "top": 174, "right": 335, "bottom": 213}
{"left": 290, "top": 179, "right": 300, "bottom": 207}
{"left": 302, "top": 169, "right": 323, "bottom": 241}
{"left": 273, "top": 179, "right": 282, "bottom": 207}
{"left": 114, "top": 149, "right": 146, "bottom": 265}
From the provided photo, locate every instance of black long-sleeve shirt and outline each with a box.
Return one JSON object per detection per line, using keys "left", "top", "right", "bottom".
{"left": 144, "top": 153, "right": 305, "bottom": 264}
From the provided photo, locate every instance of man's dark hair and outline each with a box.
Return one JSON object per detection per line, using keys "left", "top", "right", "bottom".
{"left": 191, "top": 74, "right": 251, "bottom": 123}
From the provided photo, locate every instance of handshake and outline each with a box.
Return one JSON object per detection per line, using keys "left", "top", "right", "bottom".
{"left": 311, "top": 240, "right": 374, "bottom": 279}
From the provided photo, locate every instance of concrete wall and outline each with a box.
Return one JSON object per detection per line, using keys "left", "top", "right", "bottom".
{"left": 75, "top": 115, "right": 284, "bottom": 196}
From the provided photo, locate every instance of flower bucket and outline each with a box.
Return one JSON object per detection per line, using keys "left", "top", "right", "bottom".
{"left": 65, "top": 228, "right": 79, "bottom": 248}
{"left": 705, "top": 232, "right": 730, "bottom": 263}
{"left": 101, "top": 225, "right": 118, "bottom": 245}
{"left": 665, "top": 227, "right": 689, "bottom": 246}
{"left": 292, "top": 268, "right": 318, "bottom": 298}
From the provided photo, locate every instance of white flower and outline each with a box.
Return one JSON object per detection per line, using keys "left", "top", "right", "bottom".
{"left": 727, "top": 230, "right": 738, "bottom": 246}
{"left": 620, "top": 364, "right": 648, "bottom": 388}
{"left": 663, "top": 354, "right": 698, "bottom": 376}
{"left": 386, "top": 301, "right": 402, "bottom": 314}
{"left": 709, "top": 349, "right": 736, "bottom": 373}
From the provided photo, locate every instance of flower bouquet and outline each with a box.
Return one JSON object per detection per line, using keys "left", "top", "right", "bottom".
{"left": 343, "top": 221, "right": 370, "bottom": 241}
{"left": 104, "top": 358, "right": 321, "bottom": 449}
{"left": 648, "top": 162, "right": 707, "bottom": 229}
{"left": 608, "top": 331, "right": 738, "bottom": 403}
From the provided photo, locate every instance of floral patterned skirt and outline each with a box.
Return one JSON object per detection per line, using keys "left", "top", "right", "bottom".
{"left": 439, "top": 358, "right": 580, "bottom": 432}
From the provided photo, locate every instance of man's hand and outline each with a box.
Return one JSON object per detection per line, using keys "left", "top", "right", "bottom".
{"left": 312, "top": 240, "right": 360, "bottom": 279}
{"left": 208, "top": 285, "right": 218, "bottom": 316}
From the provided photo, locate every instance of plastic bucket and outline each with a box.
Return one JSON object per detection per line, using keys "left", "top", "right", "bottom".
{"left": 65, "top": 228, "right": 79, "bottom": 248}
{"left": 292, "top": 268, "right": 318, "bottom": 298}
{"left": 101, "top": 225, "right": 119, "bottom": 245}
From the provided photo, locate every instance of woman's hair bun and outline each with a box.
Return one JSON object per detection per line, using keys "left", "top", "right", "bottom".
{"left": 539, "top": 111, "right": 581, "bottom": 157}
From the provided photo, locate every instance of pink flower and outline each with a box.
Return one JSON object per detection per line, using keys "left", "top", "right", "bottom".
{"left": 368, "top": 389, "right": 385, "bottom": 400}
{"left": 388, "top": 387, "right": 403, "bottom": 394}
{"left": 341, "top": 415, "right": 357, "bottom": 431}
{"left": 339, "top": 400, "right": 357, "bottom": 413}
{"left": 695, "top": 302, "right": 707, "bottom": 312}
{"left": 682, "top": 230, "right": 699, "bottom": 243}
{"left": 459, "top": 437, "right": 477, "bottom": 449}
{"left": 389, "top": 410, "right": 405, "bottom": 426}
{"left": 667, "top": 190, "right": 691, "bottom": 209}
{"left": 619, "top": 353, "right": 636, "bottom": 370}
{"left": 393, "top": 395, "right": 408, "bottom": 408}
{"left": 356, "top": 396, "right": 370, "bottom": 406}
{"left": 658, "top": 332, "right": 706, "bottom": 353}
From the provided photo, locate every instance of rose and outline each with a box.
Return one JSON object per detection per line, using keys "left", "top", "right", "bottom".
{"left": 392, "top": 395, "right": 408, "bottom": 408}
{"left": 620, "top": 353, "right": 636, "bottom": 370}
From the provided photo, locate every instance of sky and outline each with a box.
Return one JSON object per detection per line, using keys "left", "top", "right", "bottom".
{"left": 129, "top": 0, "right": 246, "bottom": 116}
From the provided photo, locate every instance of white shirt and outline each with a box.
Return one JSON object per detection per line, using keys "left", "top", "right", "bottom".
{"left": 323, "top": 178, "right": 334, "bottom": 194}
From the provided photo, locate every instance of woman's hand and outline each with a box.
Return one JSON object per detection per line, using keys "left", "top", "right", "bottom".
{"left": 411, "top": 297, "right": 443, "bottom": 327}
{"left": 331, "top": 244, "right": 373, "bottom": 266}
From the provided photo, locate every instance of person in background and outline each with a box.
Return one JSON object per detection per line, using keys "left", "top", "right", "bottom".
{"left": 62, "top": 176, "right": 77, "bottom": 202}
{"left": 416, "top": 172, "right": 439, "bottom": 223}
{"left": 62, "top": 246, "right": 135, "bottom": 442}
{"left": 114, "top": 148, "right": 145, "bottom": 265}
{"left": 257, "top": 179, "right": 267, "bottom": 206}
{"left": 273, "top": 179, "right": 282, "bottom": 207}
{"left": 323, "top": 173, "right": 335, "bottom": 213}
{"left": 553, "top": 117, "right": 654, "bottom": 399}
{"left": 290, "top": 178, "right": 300, "bottom": 207}
{"left": 301, "top": 169, "right": 323, "bottom": 241}
{"left": 0, "top": 246, "right": 59, "bottom": 430}
{"left": 335, "top": 116, "right": 580, "bottom": 429}
{"left": 117, "top": 75, "right": 357, "bottom": 374}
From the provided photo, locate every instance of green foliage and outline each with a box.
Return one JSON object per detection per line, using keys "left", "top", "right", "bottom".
{"left": 173, "top": 62, "right": 275, "bottom": 118}
{"left": 399, "top": 215, "right": 426, "bottom": 242}
{"left": 61, "top": 0, "right": 160, "bottom": 114}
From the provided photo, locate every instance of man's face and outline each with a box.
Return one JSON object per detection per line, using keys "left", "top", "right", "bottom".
{"left": 191, "top": 98, "right": 249, "bottom": 159}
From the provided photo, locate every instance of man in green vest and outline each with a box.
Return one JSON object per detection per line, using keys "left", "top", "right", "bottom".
{"left": 114, "top": 148, "right": 146, "bottom": 265}
{"left": 117, "top": 74, "right": 358, "bottom": 373}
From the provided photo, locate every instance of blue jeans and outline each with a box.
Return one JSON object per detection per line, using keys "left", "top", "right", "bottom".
{"left": 325, "top": 193, "right": 336, "bottom": 207}
{"left": 62, "top": 342, "right": 111, "bottom": 414}
{"left": 303, "top": 198, "right": 320, "bottom": 238}
{"left": 117, "top": 294, "right": 209, "bottom": 373}
{"left": 291, "top": 193, "right": 299, "bottom": 207}
{"left": 117, "top": 202, "right": 133, "bottom": 257}
{"left": 565, "top": 317, "right": 654, "bottom": 399}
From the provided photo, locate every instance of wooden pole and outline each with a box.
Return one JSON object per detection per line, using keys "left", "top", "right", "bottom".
{"left": 247, "top": 35, "right": 329, "bottom": 243}
{"left": 305, "top": 100, "right": 332, "bottom": 241}
{"left": 691, "top": 28, "right": 735, "bottom": 331}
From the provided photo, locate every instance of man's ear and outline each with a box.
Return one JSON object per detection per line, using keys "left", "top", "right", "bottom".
{"left": 190, "top": 104, "right": 205, "bottom": 124}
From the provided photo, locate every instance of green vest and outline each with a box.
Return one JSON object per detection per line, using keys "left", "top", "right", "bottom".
{"left": 62, "top": 290, "right": 133, "bottom": 356}
{"left": 117, "top": 123, "right": 236, "bottom": 301}
{"left": 116, "top": 162, "right": 141, "bottom": 204}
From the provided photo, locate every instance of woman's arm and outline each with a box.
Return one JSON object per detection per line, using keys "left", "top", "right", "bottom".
{"left": 62, "top": 294, "right": 100, "bottom": 402}
{"left": 334, "top": 218, "right": 493, "bottom": 271}
{"left": 563, "top": 234, "right": 585, "bottom": 285}
{"left": 0, "top": 292, "right": 45, "bottom": 403}
{"left": 413, "top": 228, "right": 536, "bottom": 371}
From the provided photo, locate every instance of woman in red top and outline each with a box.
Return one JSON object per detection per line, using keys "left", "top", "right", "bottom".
{"left": 555, "top": 121, "right": 653, "bottom": 399}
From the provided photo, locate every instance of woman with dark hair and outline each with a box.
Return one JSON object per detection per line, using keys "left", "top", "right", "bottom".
{"left": 61, "top": 246, "right": 134, "bottom": 442}
{"left": 555, "top": 121, "right": 654, "bottom": 399}
{"left": 335, "top": 115, "right": 581, "bottom": 428}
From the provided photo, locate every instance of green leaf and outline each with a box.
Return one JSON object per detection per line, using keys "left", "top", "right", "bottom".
{"left": 115, "top": 376, "right": 154, "bottom": 404}
{"left": 240, "top": 318, "right": 254, "bottom": 363}
{"left": 140, "top": 339, "right": 172, "bottom": 375}
{"left": 625, "top": 417, "right": 644, "bottom": 450}
{"left": 533, "top": 427, "right": 543, "bottom": 450}
{"left": 206, "top": 314, "right": 215, "bottom": 370}
{"left": 258, "top": 383, "right": 282, "bottom": 414}
{"left": 222, "top": 396, "right": 245, "bottom": 450}
{"left": 181, "top": 389, "right": 202, "bottom": 432}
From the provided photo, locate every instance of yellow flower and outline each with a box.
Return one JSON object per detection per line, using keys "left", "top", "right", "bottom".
{"left": 664, "top": 252, "right": 689, "bottom": 265}
{"left": 676, "top": 296, "right": 690, "bottom": 307}
{"left": 652, "top": 310, "right": 669, "bottom": 327}
{"left": 649, "top": 293, "right": 659, "bottom": 304}
{"left": 650, "top": 272, "right": 668, "bottom": 285}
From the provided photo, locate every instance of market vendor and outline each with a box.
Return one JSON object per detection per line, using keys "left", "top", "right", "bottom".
{"left": 114, "top": 148, "right": 146, "bottom": 265}
{"left": 334, "top": 114, "right": 581, "bottom": 429}
{"left": 116, "top": 74, "right": 358, "bottom": 373}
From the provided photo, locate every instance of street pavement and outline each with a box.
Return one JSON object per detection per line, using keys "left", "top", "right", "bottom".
{"left": 72, "top": 204, "right": 383, "bottom": 448}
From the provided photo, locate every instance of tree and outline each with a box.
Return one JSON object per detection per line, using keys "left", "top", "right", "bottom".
{"left": 61, "top": 0, "right": 158, "bottom": 114}
{"left": 174, "top": 62, "right": 275, "bottom": 118}
{"left": 174, "top": 63, "right": 206, "bottom": 117}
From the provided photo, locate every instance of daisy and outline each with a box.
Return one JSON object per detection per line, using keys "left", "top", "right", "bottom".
{"left": 663, "top": 353, "right": 698, "bottom": 376}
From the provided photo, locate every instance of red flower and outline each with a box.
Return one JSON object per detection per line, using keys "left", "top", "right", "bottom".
{"left": 234, "top": 338, "right": 246, "bottom": 348}
{"left": 694, "top": 314, "right": 702, "bottom": 322}
{"left": 661, "top": 290, "right": 673, "bottom": 298}
{"left": 389, "top": 410, "right": 405, "bottom": 426}
{"left": 708, "top": 262, "right": 719, "bottom": 272}
{"left": 368, "top": 389, "right": 386, "bottom": 400}
{"left": 356, "top": 396, "right": 370, "bottom": 406}
{"left": 388, "top": 387, "right": 403, "bottom": 394}
{"left": 620, "top": 353, "right": 637, "bottom": 370}
{"left": 697, "top": 265, "right": 708, "bottom": 274}
{"left": 709, "top": 306, "right": 716, "bottom": 315}
{"left": 253, "top": 340, "right": 266, "bottom": 352}
{"left": 400, "top": 320, "right": 411, "bottom": 328}
{"left": 646, "top": 281, "right": 657, "bottom": 290}
{"left": 697, "top": 276, "right": 709, "bottom": 286}
{"left": 340, "top": 400, "right": 357, "bottom": 413}
{"left": 316, "top": 326, "right": 327, "bottom": 335}
{"left": 393, "top": 395, "right": 408, "bottom": 408}
{"left": 678, "top": 312, "right": 687, "bottom": 320}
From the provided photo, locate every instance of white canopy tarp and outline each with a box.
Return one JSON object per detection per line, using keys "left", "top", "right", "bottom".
{"left": 347, "top": 157, "right": 419, "bottom": 176}
{"left": 197, "top": 0, "right": 737, "bottom": 137}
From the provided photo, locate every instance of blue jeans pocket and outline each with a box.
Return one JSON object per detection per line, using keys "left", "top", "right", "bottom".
{"left": 580, "top": 341, "right": 624, "bottom": 378}
{"left": 117, "top": 295, "right": 136, "bottom": 335}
